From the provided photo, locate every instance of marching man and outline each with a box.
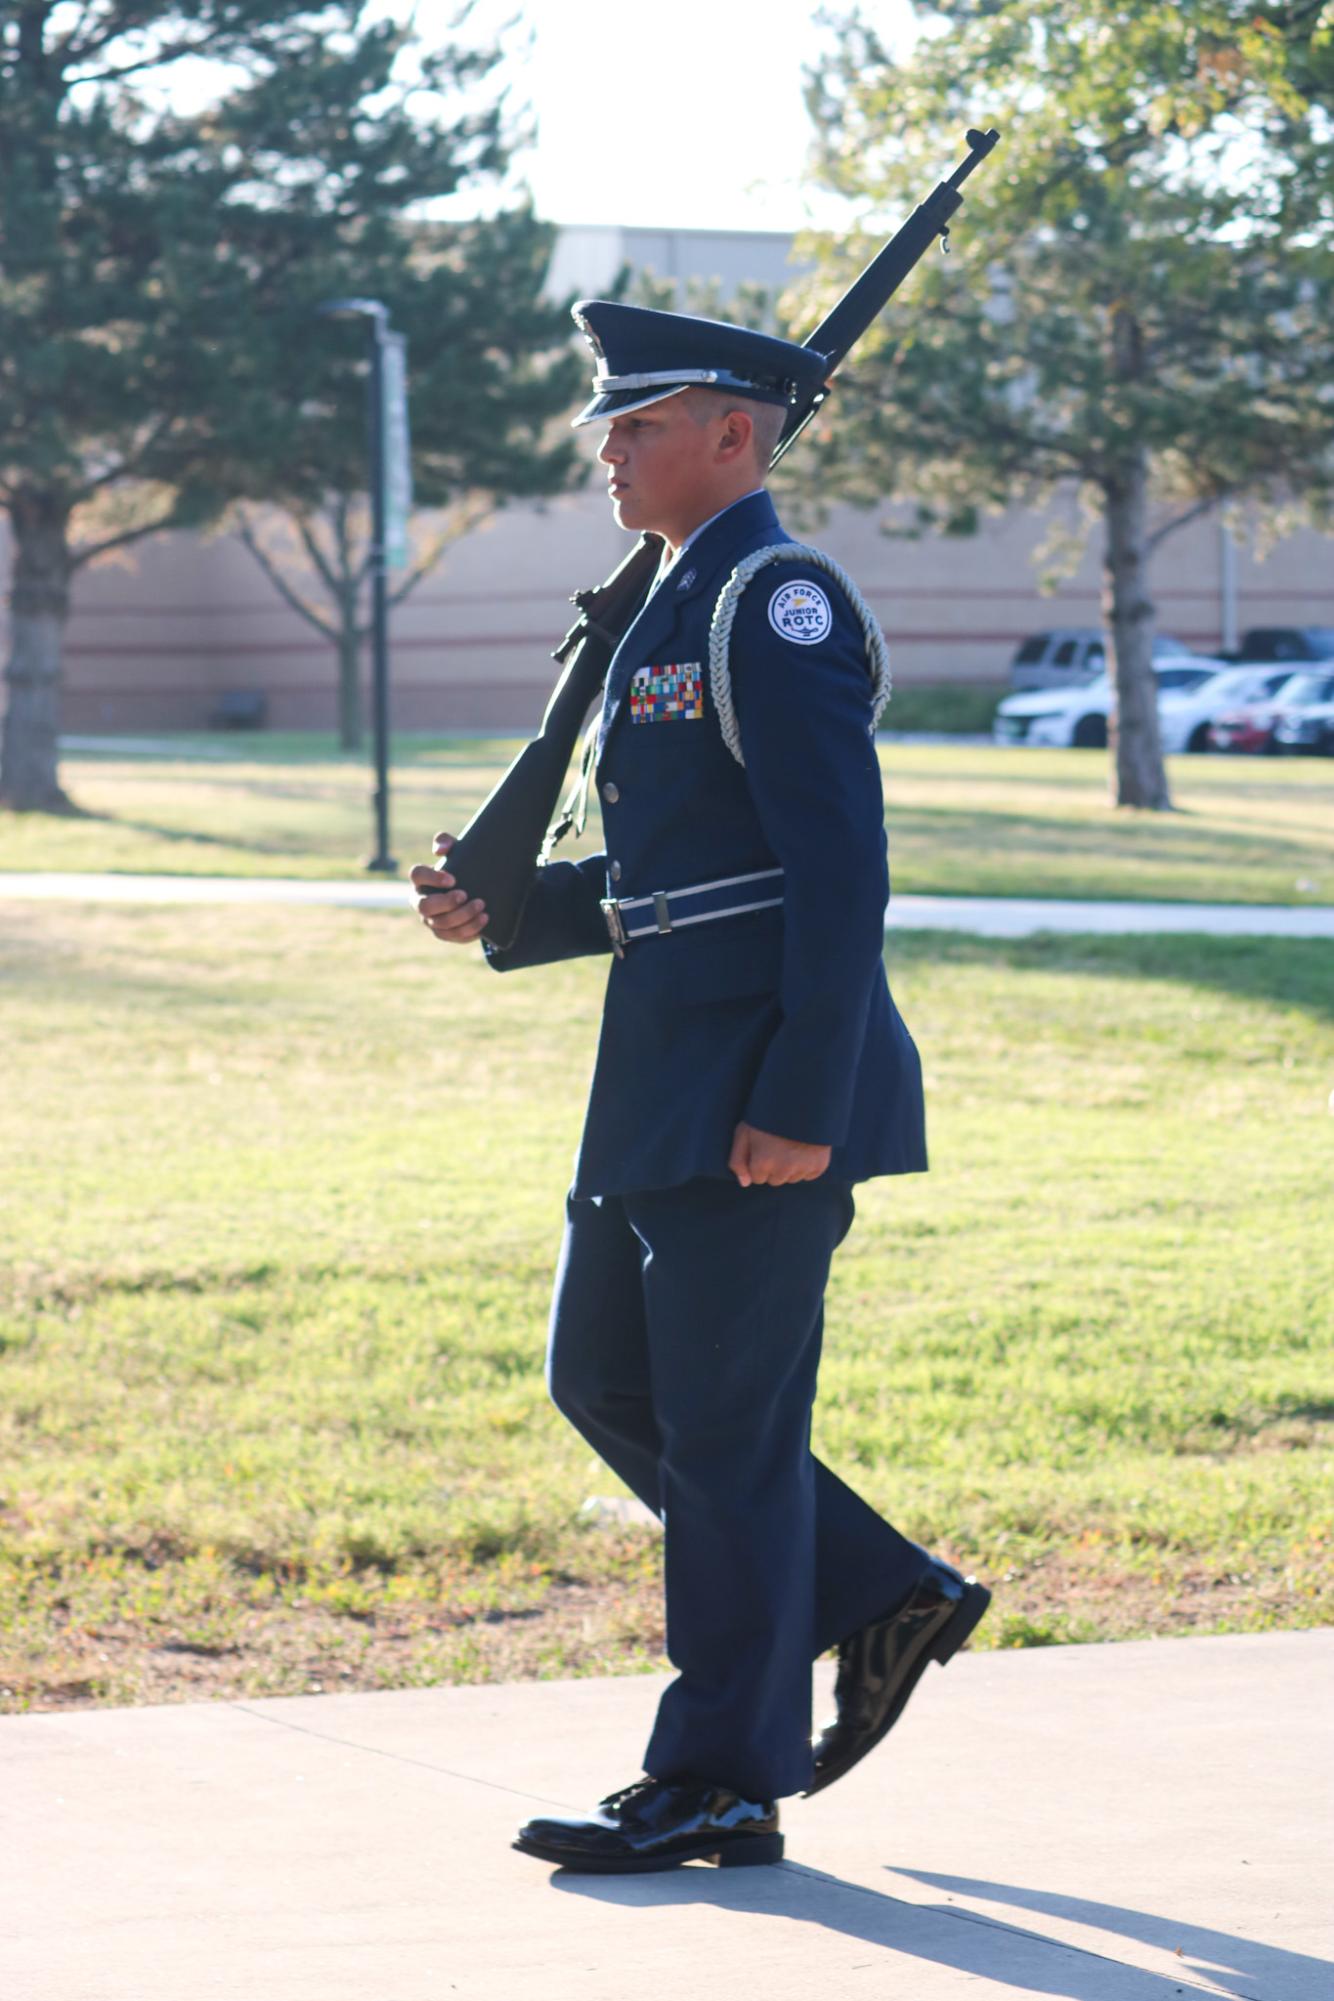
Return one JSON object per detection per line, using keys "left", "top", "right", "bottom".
{"left": 413, "top": 301, "right": 990, "bottom": 1873}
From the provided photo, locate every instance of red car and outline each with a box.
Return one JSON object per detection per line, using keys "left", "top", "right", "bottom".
{"left": 1207, "top": 671, "right": 1305, "bottom": 753}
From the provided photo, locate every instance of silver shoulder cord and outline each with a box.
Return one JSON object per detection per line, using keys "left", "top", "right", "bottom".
{"left": 707, "top": 542, "right": 893, "bottom": 766}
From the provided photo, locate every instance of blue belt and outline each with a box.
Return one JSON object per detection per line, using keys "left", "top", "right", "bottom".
{"left": 600, "top": 867, "right": 784, "bottom": 958}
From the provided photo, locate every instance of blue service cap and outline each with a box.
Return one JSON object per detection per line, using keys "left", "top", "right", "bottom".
{"left": 571, "top": 299, "right": 827, "bottom": 428}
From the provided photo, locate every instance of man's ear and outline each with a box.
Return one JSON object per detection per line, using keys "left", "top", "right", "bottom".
{"left": 715, "top": 406, "right": 756, "bottom": 465}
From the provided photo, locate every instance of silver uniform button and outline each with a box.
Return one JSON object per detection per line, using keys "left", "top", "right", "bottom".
{"left": 602, "top": 781, "right": 620, "bottom": 803}
{"left": 609, "top": 860, "right": 622, "bottom": 882}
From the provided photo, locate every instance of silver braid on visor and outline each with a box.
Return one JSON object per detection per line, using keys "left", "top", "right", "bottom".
{"left": 593, "top": 367, "right": 724, "bottom": 392}
{"left": 592, "top": 366, "right": 798, "bottom": 396}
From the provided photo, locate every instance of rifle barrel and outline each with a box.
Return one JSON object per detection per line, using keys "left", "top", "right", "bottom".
{"left": 772, "top": 125, "right": 1001, "bottom": 466}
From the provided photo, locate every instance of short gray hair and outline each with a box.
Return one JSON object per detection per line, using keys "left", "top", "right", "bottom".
{"left": 684, "top": 387, "right": 786, "bottom": 471}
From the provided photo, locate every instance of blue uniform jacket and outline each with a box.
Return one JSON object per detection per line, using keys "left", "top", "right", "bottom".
{"left": 485, "top": 488, "right": 927, "bottom": 1198}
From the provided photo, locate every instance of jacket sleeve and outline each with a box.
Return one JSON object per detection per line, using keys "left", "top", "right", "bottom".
{"left": 482, "top": 853, "right": 612, "bottom": 973}
{"left": 729, "top": 570, "right": 888, "bottom": 1147}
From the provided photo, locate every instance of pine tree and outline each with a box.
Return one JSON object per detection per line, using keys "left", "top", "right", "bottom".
{"left": 0, "top": 4, "right": 574, "bottom": 806}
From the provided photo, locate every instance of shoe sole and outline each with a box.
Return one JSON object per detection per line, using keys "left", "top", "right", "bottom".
{"left": 512, "top": 1832, "right": 784, "bottom": 1873}
{"left": 803, "top": 1579, "right": 992, "bottom": 1799}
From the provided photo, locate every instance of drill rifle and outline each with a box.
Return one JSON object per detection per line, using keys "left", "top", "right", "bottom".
{"left": 447, "top": 126, "right": 1000, "bottom": 950}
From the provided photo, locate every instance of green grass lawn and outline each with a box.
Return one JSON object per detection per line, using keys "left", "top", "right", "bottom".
{"left": 1, "top": 899, "right": 1330, "bottom": 1711}
{"left": 2, "top": 736, "right": 1331, "bottom": 904}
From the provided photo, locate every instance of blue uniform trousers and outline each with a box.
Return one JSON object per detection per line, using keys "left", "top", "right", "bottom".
{"left": 547, "top": 1175, "right": 929, "bottom": 1802}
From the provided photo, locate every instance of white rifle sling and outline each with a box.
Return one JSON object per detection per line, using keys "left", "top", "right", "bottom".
{"left": 707, "top": 543, "right": 892, "bottom": 767}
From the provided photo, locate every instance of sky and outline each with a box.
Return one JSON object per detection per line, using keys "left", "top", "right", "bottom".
{"left": 405, "top": 0, "right": 916, "bottom": 232}
{"left": 114, "top": 0, "right": 918, "bottom": 232}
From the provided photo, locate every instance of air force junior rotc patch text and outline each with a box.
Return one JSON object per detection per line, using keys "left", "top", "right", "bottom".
{"left": 768, "top": 579, "right": 833, "bottom": 645}
{"left": 629, "top": 663, "right": 704, "bottom": 724}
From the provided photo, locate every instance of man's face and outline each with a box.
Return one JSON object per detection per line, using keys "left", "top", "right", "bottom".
{"left": 597, "top": 394, "right": 725, "bottom": 543}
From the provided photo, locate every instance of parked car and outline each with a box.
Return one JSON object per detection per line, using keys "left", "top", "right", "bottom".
{"left": 994, "top": 659, "right": 1225, "bottom": 748}
{"left": 1008, "top": 629, "right": 1105, "bottom": 690}
{"left": 1227, "top": 626, "right": 1334, "bottom": 667}
{"left": 1157, "top": 667, "right": 1304, "bottom": 754}
{"left": 1209, "top": 670, "right": 1325, "bottom": 754}
{"left": 1272, "top": 670, "right": 1334, "bottom": 755}
{"left": 1008, "top": 628, "right": 1203, "bottom": 691}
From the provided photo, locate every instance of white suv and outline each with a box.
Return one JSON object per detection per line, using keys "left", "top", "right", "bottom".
{"left": 1008, "top": 629, "right": 1203, "bottom": 692}
{"left": 995, "top": 659, "right": 1226, "bottom": 748}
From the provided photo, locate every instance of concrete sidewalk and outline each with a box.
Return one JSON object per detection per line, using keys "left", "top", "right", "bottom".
{"left": 3, "top": 870, "right": 1333, "bottom": 936}
{"left": 2, "top": 1630, "right": 1330, "bottom": 2001}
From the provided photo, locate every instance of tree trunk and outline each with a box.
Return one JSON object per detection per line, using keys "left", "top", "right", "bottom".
{"left": 1102, "top": 301, "right": 1171, "bottom": 812}
{"left": 337, "top": 605, "right": 363, "bottom": 752}
{"left": 1102, "top": 452, "right": 1172, "bottom": 811}
{"left": 0, "top": 487, "right": 75, "bottom": 812}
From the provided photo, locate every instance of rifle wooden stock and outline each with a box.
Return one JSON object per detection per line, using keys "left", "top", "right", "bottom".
{"left": 444, "top": 534, "right": 661, "bottom": 948}
{"left": 446, "top": 125, "right": 1001, "bottom": 953}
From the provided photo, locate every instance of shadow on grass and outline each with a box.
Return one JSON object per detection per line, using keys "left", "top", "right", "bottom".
{"left": 1276, "top": 1397, "right": 1334, "bottom": 1423}
{"left": 881, "top": 746, "right": 1334, "bottom": 798}
{"left": 7, "top": 1261, "right": 284, "bottom": 1305}
{"left": 892, "top": 930, "right": 1334, "bottom": 1024}
{"left": 890, "top": 801, "right": 1327, "bottom": 881}
{"left": 64, "top": 804, "right": 323, "bottom": 861}
{"left": 57, "top": 791, "right": 497, "bottom": 861}
{"left": 61, "top": 732, "right": 521, "bottom": 769}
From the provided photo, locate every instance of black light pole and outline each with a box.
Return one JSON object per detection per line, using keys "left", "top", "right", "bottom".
{"left": 315, "top": 295, "right": 396, "bottom": 873}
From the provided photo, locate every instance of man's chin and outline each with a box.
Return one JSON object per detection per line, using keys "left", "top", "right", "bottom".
{"left": 609, "top": 495, "right": 659, "bottom": 536}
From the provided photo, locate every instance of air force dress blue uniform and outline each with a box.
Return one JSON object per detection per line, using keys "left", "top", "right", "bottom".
{"left": 485, "top": 302, "right": 931, "bottom": 1801}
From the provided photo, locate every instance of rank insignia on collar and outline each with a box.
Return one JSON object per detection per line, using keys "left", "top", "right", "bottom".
{"left": 629, "top": 663, "right": 703, "bottom": 724}
{"left": 677, "top": 566, "right": 697, "bottom": 592}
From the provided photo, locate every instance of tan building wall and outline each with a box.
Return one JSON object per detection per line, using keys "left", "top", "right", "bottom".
{"left": 547, "top": 224, "right": 804, "bottom": 301}
{"left": 6, "top": 490, "right": 1331, "bottom": 736}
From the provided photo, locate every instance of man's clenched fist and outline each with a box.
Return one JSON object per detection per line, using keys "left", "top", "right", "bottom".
{"left": 728, "top": 1122, "right": 831, "bottom": 1188}
{"left": 411, "top": 832, "right": 489, "bottom": 944}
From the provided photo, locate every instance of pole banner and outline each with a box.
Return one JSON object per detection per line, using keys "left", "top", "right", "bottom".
{"left": 381, "top": 331, "right": 412, "bottom": 571}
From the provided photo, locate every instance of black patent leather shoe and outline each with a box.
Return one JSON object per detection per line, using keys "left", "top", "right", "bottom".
{"left": 806, "top": 1557, "right": 991, "bottom": 1797}
{"left": 514, "top": 1777, "right": 783, "bottom": 1873}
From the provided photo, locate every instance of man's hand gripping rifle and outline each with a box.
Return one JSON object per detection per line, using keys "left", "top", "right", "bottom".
{"left": 432, "top": 126, "right": 1001, "bottom": 952}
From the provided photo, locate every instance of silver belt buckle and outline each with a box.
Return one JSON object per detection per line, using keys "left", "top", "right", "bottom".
{"left": 600, "top": 897, "right": 627, "bottom": 959}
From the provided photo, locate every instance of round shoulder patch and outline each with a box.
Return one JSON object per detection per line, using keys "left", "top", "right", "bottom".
{"left": 767, "top": 578, "right": 833, "bottom": 646}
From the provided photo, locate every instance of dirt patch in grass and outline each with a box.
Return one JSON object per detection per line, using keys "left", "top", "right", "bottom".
{"left": 5, "top": 1542, "right": 1327, "bottom": 1714}
{"left": 1, "top": 1566, "right": 669, "bottom": 1713}
{"left": 980, "top": 1547, "right": 1330, "bottom": 1648}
